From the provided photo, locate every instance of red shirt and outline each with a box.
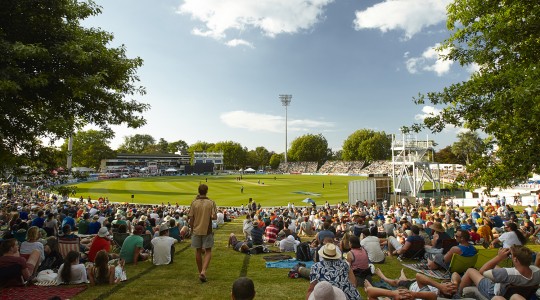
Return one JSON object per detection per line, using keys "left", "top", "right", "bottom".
{"left": 264, "top": 225, "right": 279, "bottom": 243}
{"left": 87, "top": 236, "right": 111, "bottom": 262}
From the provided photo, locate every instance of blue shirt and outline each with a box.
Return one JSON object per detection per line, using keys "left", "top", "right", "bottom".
{"left": 30, "top": 217, "right": 45, "bottom": 228}
{"left": 61, "top": 216, "right": 76, "bottom": 230}
{"left": 88, "top": 221, "right": 101, "bottom": 235}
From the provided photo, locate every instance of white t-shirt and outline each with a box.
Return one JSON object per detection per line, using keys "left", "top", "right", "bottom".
{"left": 151, "top": 236, "right": 176, "bottom": 265}
{"left": 499, "top": 231, "right": 522, "bottom": 248}
{"left": 360, "top": 236, "right": 385, "bottom": 263}
{"left": 279, "top": 236, "right": 300, "bottom": 252}
{"left": 56, "top": 263, "right": 88, "bottom": 284}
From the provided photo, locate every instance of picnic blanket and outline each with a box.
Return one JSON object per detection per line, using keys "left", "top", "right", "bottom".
{"left": 266, "top": 259, "right": 314, "bottom": 269}
{"left": 402, "top": 262, "right": 450, "bottom": 280}
{"left": 0, "top": 284, "right": 87, "bottom": 300}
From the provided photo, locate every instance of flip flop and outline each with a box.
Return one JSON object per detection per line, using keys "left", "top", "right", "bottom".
{"left": 199, "top": 274, "right": 207, "bottom": 283}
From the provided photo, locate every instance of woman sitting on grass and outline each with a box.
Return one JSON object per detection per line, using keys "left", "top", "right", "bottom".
{"left": 88, "top": 250, "right": 115, "bottom": 285}
{"left": 56, "top": 250, "right": 87, "bottom": 284}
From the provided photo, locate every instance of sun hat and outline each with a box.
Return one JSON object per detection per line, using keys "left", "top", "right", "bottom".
{"left": 308, "top": 281, "right": 346, "bottom": 300}
{"left": 163, "top": 215, "right": 172, "bottom": 222}
{"left": 97, "top": 227, "right": 110, "bottom": 238}
{"left": 159, "top": 223, "right": 170, "bottom": 232}
{"left": 140, "top": 215, "right": 148, "bottom": 222}
{"left": 430, "top": 222, "right": 446, "bottom": 233}
{"left": 92, "top": 214, "right": 100, "bottom": 220}
{"left": 318, "top": 243, "right": 342, "bottom": 260}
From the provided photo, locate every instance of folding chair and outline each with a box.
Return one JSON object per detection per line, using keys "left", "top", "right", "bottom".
{"left": 474, "top": 248, "right": 513, "bottom": 269}
{"left": 58, "top": 236, "right": 81, "bottom": 259}
{"left": 112, "top": 232, "right": 130, "bottom": 251}
{"left": 141, "top": 233, "right": 152, "bottom": 251}
{"left": 400, "top": 239, "right": 425, "bottom": 260}
{"left": 448, "top": 253, "right": 478, "bottom": 274}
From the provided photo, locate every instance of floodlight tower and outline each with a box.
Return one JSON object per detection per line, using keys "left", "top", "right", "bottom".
{"left": 279, "top": 94, "right": 292, "bottom": 163}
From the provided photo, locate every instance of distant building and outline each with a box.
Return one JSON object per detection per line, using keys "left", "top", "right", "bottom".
{"left": 100, "top": 153, "right": 190, "bottom": 174}
{"left": 193, "top": 152, "right": 224, "bottom": 171}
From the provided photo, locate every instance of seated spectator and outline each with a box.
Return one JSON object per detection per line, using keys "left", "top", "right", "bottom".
{"left": 228, "top": 233, "right": 251, "bottom": 254}
{"left": 151, "top": 223, "right": 178, "bottom": 265}
{"left": 369, "top": 268, "right": 459, "bottom": 299}
{"left": 0, "top": 238, "right": 40, "bottom": 286}
{"left": 77, "top": 213, "right": 90, "bottom": 235}
{"left": 279, "top": 235, "right": 300, "bottom": 252}
{"left": 308, "top": 281, "right": 347, "bottom": 300}
{"left": 428, "top": 229, "right": 477, "bottom": 270}
{"left": 250, "top": 221, "right": 264, "bottom": 246}
{"left": 119, "top": 225, "right": 149, "bottom": 265}
{"left": 306, "top": 243, "right": 360, "bottom": 300}
{"left": 315, "top": 221, "right": 335, "bottom": 244}
{"left": 87, "top": 250, "right": 115, "bottom": 285}
{"left": 168, "top": 219, "right": 182, "bottom": 242}
{"left": 37, "top": 237, "right": 63, "bottom": 272}
{"left": 56, "top": 250, "right": 88, "bottom": 284}
{"left": 456, "top": 245, "right": 540, "bottom": 298}
{"left": 299, "top": 217, "right": 315, "bottom": 236}
{"left": 88, "top": 227, "right": 117, "bottom": 262}
{"left": 20, "top": 226, "right": 45, "bottom": 263}
{"left": 360, "top": 227, "right": 385, "bottom": 263}
{"left": 88, "top": 214, "right": 102, "bottom": 235}
{"left": 491, "top": 222, "right": 526, "bottom": 248}
{"left": 347, "top": 235, "right": 371, "bottom": 287}
{"left": 387, "top": 225, "right": 424, "bottom": 257}
{"left": 264, "top": 220, "right": 279, "bottom": 244}
{"left": 424, "top": 222, "right": 451, "bottom": 254}
{"left": 231, "top": 277, "right": 255, "bottom": 300}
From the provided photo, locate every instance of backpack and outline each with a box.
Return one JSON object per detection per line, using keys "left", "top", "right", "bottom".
{"left": 296, "top": 242, "right": 313, "bottom": 261}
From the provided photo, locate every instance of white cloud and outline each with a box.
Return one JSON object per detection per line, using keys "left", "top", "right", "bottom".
{"left": 466, "top": 63, "right": 480, "bottom": 74}
{"left": 405, "top": 43, "right": 453, "bottom": 76}
{"left": 226, "top": 39, "right": 254, "bottom": 48}
{"left": 353, "top": 0, "right": 450, "bottom": 39}
{"left": 220, "top": 110, "right": 334, "bottom": 133}
{"left": 177, "top": 0, "right": 334, "bottom": 45}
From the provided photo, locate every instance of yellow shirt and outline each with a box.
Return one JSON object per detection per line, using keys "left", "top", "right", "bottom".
{"left": 188, "top": 196, "right": 217, "bottom": 236}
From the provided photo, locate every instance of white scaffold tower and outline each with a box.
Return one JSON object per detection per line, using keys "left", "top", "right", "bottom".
{"left": 392, "top": 133, "right": 440, "bottom": 197}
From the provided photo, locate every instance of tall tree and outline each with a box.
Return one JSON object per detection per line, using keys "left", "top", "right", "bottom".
{"left": 342, "top": 129, "right": 391, "bottom": 162}
{"left": 117, "top": 134, "right": 155, "bottom": 153}
{"left": 451, "top": 131, "right": 483, "bottom": 165}
{"left": 434, "top": 146, "right": 463, "bottom": 164}
{"left": 288, "top": 134, "right": 331, "bottom": 166}
{"left": 168, "top": 140, "right": 189, "bottom": 154}
{"left": 410, "top": 0, "right": 540, "bottom": 189}
{"left": 0, "top": 0, "right": 148, "bottom": 164}
{"left": 213, "top": 141, "right": 247, "bottom": 169}
{"left": 269, "top": 153, "right": 283, "bottom": 170}
{"left": 60, "top": 130, "right": 115, "bottom": 170}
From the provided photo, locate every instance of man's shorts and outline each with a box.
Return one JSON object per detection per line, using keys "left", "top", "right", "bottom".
{"left": 478, "top": 277, "right": 495, "bottom": 299}
{"left": 191, "top": 233, "right": 214, "bottom": 249}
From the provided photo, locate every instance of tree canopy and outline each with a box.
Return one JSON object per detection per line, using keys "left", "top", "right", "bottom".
{"left": 117, "top": 134, "right": 156, "bottom": 154}
{"left": 288, "top": 134, "right": 331, "bottom": 166}
{"left": 411, "top": 0, "right": 540, "bottom": 189}
{"left": 0, "top": 0, "right": 148, "bottom": 161}
{"left": 60, "top": 130, "right": 115, "bottom": 170}
{"left": 341, "top": 129, "right": 391, "bottom": 162}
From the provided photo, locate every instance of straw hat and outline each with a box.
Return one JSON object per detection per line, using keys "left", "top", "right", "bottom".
{"left": 159, "top": 223, "right": 170, "bottom": 232}
{"left": 318, "top": 243, "right": 342, "bottom": 260}
{"left": 430, "top": 222, "right": 445, "bottom": 233}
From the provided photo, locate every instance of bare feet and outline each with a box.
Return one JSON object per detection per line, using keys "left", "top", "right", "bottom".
{"left": 364, "top": 279, "right": 373, "bottom": 288}
{"left": 375, "top": 268, "right": 383, "bottom": 278}
{"left": 399, "top": 269, "right": 407, "bottom": 281}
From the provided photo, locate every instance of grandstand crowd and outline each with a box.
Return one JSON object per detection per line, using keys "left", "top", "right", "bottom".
{"left": 2, "top": 181, "right": 540, "bottom": 299}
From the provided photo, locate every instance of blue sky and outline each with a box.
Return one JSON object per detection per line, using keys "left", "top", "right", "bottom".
{"left": 82, "top": 0, "right": 476, "bottom": 154}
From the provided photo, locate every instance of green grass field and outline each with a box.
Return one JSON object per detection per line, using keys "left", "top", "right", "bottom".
{"left": 73, "top": 174, "right": 358, "bottom": 206}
